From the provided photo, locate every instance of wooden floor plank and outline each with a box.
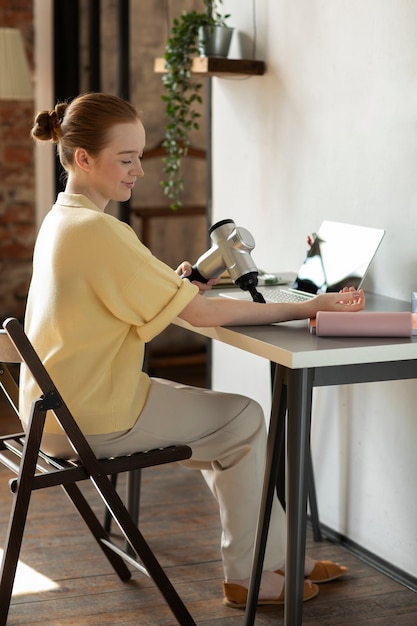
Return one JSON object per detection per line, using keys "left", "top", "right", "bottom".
{"left": 1, "top": 444, "right": 416, "bottom": 625}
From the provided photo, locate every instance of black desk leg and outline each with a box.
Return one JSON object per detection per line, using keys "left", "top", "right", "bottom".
{"left": 308, "top": 449, "right": 322, "bottom": 542}
{"left": 271, "top": 362, "right": 322, "bottom": 541}
{"left": 271, "top": 362, "right": 286, "bottom": 510}
{"left": 284, "top": 368, "right": 314, "bottom": 626}
{"left": 244, "top": 365, "right": 287, "bottom": 626}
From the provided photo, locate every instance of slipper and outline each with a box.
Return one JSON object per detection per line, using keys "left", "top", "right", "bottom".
{"left": 276, "top": 560, "right": 348, "bottom": 584}
{"left": 223, "top": 579, "right": 319, "bottom": 608}
{"left": 306, "top": 560, "right": 348, "bottom": 583}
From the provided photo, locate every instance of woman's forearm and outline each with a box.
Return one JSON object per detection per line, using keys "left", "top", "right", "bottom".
{"left": 177, "top": 289, "right": 365, "bottom": 328}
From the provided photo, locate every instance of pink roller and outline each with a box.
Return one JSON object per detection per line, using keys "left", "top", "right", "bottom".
{"left": 314, "top": 311, "right": 414, "bottom": 337}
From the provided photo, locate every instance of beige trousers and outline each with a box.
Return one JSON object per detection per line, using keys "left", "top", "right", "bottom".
{"left": 43, "top": 377, "right": 286, "bottom": 580}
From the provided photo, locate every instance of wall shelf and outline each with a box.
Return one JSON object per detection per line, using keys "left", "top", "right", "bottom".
{"left": 154, "top": 57, "right": 265, "bottom": 76}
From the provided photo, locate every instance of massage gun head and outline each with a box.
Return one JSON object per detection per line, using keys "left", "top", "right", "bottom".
{"left": 189, "top": 219, "right": 260, "bottom": 291}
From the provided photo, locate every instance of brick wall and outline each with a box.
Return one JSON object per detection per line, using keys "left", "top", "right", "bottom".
{"left": 0, "top": 0, "right": 35, "bottom": 321}
{"left": 0, "top": 0, "right": 207, "bottom": 331}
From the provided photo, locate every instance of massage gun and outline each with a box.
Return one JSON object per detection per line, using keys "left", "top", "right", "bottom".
{"left": 187, "top": 219, "right": 266, "bottom": 303}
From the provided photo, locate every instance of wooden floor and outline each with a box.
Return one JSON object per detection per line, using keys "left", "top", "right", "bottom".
{"left": 1, "top": 395, "right": 417, "bottom": 625}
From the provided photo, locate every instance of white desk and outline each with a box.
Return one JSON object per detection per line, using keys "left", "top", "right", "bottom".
{"left": 175, "top": 292, "right": 417, "bottom": 625}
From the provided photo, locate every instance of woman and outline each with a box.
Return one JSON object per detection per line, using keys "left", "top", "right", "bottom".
{"left": 21, "top": 92, "right": 363, "bottom": 608}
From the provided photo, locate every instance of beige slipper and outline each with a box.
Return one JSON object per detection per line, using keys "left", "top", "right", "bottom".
{"left": 306, "top": 560, "right": 348, "bottom": 583}
{"left": 276, "top": 559, "right": 348, "bottom": 584}
{"left": 223, "top": 579, "right": 319, "bottom": 608}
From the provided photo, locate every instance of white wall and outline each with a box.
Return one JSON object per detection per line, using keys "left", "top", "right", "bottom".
{"left": 211, "top": 0, "right": 417, "bottom": 578}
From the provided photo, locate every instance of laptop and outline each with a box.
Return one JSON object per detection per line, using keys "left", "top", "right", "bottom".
{"left": 219, "top": 220, "right": 386, "bottom": 303}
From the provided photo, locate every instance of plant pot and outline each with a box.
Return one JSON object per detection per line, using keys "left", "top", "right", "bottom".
{"left": 198, "top": 25, "right": 234, "bottom": 58}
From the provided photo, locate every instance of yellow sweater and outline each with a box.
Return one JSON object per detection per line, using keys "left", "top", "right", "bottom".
{"left": 19, "top": 193, "right": 198, "bottom": 435}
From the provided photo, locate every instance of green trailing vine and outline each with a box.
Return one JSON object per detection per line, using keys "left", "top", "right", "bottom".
{"left": 160, "top": 1, "right": 230, "bottom": 210}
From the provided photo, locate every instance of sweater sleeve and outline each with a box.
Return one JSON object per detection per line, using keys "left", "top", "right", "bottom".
{"left": 83, "top": 215, "right": 200, "bottom": 342}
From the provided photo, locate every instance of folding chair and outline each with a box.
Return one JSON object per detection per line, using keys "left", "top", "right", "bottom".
{"left": 0, "top": 360, "right": 19, "bottom": 416}
{"left": 0, "top": 317, "right": 195, "bottom": 626}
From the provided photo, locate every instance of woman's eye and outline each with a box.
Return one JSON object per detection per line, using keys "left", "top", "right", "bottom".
{"left": 122, "top": 160, "right": 132, "bottom": 164}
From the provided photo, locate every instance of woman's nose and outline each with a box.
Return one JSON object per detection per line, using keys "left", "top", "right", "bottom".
{"left": 133, "top": 161, "right": 144, "bottom": 178}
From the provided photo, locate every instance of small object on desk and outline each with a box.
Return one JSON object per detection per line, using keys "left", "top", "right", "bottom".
{"left": 309, "top": 311, "right": 417, "bottom": 337}
{"left": 412, "top": 292, "right": 417, "bottom": 313}
{"left": 212, "top": 271, "right": 282, "bottom": 288}
{"left": 258, "top": 273, "right": 280, "bottom": 286}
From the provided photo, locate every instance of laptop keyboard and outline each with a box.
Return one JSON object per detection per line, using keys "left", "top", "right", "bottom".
{"left": 262, "top": 288, "right": 312, "bottom": 303}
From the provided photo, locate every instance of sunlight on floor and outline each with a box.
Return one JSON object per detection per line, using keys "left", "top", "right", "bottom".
{"left": 0, "top": 549, "right": 59, "bottom": 594}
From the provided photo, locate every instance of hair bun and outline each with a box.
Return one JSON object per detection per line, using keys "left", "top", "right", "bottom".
{"left": 31, "top": 102, "right": 68, "bottom": 143}
{"left": 48, "top": 103, "right": 67, "bottom": 139}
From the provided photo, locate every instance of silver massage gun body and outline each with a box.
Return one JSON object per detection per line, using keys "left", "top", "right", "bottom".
{"left": 187, "top": 219, "right": 266, "bottom": 303}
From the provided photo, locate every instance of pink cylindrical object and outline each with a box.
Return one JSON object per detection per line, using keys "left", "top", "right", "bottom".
{"left": 315, "top": 311, "right": 413, "bottom": 337}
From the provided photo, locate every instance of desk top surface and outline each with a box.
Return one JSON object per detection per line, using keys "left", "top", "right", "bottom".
{"left": 174, "top": 292, "right": 417, "bottom": 369}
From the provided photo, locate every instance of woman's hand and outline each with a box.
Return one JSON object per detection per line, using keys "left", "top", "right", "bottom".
{"left": 176, "top": 261, "right": 220, "bottom": 294}
{"left": 310, "top": 287, "right": 365, "bottom": 315}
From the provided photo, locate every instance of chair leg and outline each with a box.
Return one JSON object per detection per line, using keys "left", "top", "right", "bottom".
{"left": 104, "top": 470, "right": 142, "bottom": 530}
{"left": 103, "top": 469, "right": 142, "bottom": 556}
{"left": 0, "top": 476, "right": 34, "bottom": 626}
{"left": 62, "top": 482, "right": 131, "bottom": 581}
{"left": 126, "top": 469, "right": 141, "bottom": 555}
{"left": 103, "top": 473, "right": 118, "bottom": 532}
{"left": 93, "top": 472, "right": 196, "bottom": 626}
{"left": 127, "top": 469, "right": 141, "bottom": 525}
{"left": 0, "top": 406, "right": 46, "bottom": 626}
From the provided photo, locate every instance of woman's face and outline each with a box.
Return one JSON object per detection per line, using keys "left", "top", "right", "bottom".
{"left": 86, "top": 120, "right": 146, "bottom": 210}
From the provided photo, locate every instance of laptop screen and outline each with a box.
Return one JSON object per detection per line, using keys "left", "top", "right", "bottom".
{"left": 292, "top": 221, "right": 385, "bottom": 294}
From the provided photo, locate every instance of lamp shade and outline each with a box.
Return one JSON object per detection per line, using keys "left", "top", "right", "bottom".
{"left": 0, "top": 27, "right": 33, "bottom": 100}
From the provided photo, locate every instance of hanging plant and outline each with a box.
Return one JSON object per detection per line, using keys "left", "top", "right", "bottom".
{"left": 160, "top": 1, "right": 231, "bottom": 210}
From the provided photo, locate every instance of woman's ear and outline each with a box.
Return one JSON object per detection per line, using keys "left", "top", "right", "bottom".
{"left": 74, "top": 148, "right": 91, "bottom": 172}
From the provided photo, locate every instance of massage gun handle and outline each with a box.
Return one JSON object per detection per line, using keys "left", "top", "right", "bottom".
{"left": 186, "top": 265, "right": 209, "bottom": 283}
